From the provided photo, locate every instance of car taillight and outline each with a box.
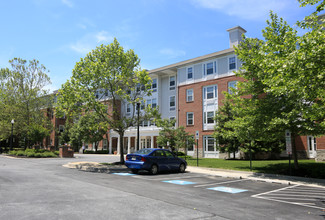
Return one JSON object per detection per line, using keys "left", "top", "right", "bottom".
{"left": 141, "top": 157, "right": 146, "bottom": 162}
{"left": 126, "top": 156, "right": 129, "bottom": 161}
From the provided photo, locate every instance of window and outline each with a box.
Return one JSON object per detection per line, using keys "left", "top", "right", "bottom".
{"left": 152, "top": 78, "right": 157, "bottom": 92}
{"left": 187, "top": 112, "right": 194, "bottom": 125}
{"left": 165, "top": 151, "right": 175, "bottom": 158}
{"left": 204, "top": 111, "right": 215, "bottom": 124}
{"left": 186, "top": 89, "right": 193, "bottom": 102}
{"left": 141, "top": 101, "right": 145, "bottom": 110}
{"left": 228, "top": 81, "right": 237, "bottom": 94}
{"left": 169, "top": 76, "right": 176, "bottom": 90}
{"left": 170, "top": 116, "right": 176, "bottom": 126}
{"left": 169, "top": 96, "right": 175, "bottom": 111}
{"left": 203, "top": 61, "right": 216, "bottom": 76}
{"left": 229, "top": 57, "right": 236, "bottom": 70}
{"left": 203, "top": 85, "right": 217, "bottom": 100}
{"left": 187, "top": 67, "right": 193, "bottom": 80}
{"left": 203, "top": 136, "right": 216, "bottom": 152}
{"left": 59, "top": 125, "right": 65, "bottom": 133}
{"left": 152, "top": 98, "right": 157, "bottom": 108}
{"left": 146, "top": 99, "right": 151, "bottom": 107}
{"left": 126, "top": 103, "right": 131, "bottom": 114}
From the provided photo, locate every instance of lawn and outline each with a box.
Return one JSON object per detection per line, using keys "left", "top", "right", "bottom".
{"left": 183, "top": 157, "right": 325, "bottom": 179}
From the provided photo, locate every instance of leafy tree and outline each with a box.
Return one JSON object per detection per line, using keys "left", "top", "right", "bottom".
{"left": 70, "top": 112, "right": 107, "bottom": 152}
{"left": 28, "top": 123, "right": 51, "bottom": 147}
{"left": 214, "top": 100, "right": 241, "bottom": 159}
{"left": 156, "top": 118, "right": 194, "bottom": 155}
{"left": 0, "top": 58, "right": 52, "bottom": 149}
{"left": 232, "top": 9, "right": 325, "bottom": 169}
{"left": 57, "top": 38, "right": 152, "bottom": 163}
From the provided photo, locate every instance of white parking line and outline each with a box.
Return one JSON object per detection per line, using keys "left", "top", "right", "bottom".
{"left": 194, "top": 179, "right": 249, "bottom": 188}
{"left": 252, "top": 185, "right": 325, "bottom": 210}
{"left": 133, "top": 175, "right": 205, "bottom": 181}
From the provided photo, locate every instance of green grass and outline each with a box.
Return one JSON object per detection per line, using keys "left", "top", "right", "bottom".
{"left": 183, "top": 157, "right": 325, "bottom": 179}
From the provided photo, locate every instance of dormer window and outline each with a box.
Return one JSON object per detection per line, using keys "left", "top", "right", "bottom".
{"left": 187, "top": 67, "right": 193, "bottom": 80}
{"left": 169, "top": 76, "right": 176, "bottom": 90}
{"left": 229, "top": 57, "right": 236, "bottom": 70}
{"left": 203, "top": 61, "right": 216, "bottom": 76}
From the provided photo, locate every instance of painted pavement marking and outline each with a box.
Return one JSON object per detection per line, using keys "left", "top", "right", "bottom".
{"left": 112, "top": 173, "right": 136, "bottom": 176}
{"left": 207, "top": 186, "right": 248, "bottom": 194}
{"left": 194, "top": 179, "right": 249, "bottom": 188}
{"left": 162, "top": 180, "right": 196, "bottom": 185}
{"left": 252, "top": 184, "right": 325, "bottom": 210}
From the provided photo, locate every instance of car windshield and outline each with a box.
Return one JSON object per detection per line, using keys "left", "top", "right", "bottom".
{"left": 135, "top": 149, "right": 154, "bottom": 155}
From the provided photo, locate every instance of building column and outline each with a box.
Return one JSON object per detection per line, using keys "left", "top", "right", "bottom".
{"left": 109, "top": 137, "right": 112, "bottom": 154}
{"left": 117, "top": 137, "right": 120, "bottom": 155}
{"left": 128, "top": 136, "right": 131, "bottom": 154}
{"left": 151, "top": 135, "right": 154, "bottom": 148}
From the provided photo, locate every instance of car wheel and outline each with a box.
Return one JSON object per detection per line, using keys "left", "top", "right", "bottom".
{"left": 179, "top": 163, "right": 186, "bottom": 173}
{"left": 150, "top": 164, "right": 158, "bottom": 175}
{"left": 131, "top": 169, "right": 138, "bottom": 174}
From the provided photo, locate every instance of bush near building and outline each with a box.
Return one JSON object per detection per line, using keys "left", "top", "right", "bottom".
{"left": 9, "top": 149, "right": 58, "bottom": 158}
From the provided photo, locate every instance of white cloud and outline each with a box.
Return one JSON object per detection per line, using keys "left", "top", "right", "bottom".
{"left": 159, "top": 48, "right": 186, "bottom": 59}
{"left": 69, "top": 31, "right": 113, "bottom": 54}
{"left": 61, "top": 0, "right": 73, "bottom": 8}
{"left": 191, "top": 0, "right": 291, "bottom": 20}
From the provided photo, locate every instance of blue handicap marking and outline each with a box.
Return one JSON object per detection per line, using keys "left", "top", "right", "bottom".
{"left": 162, "top": 180, "right": 196, "bottom": 185}
{"left": 113, "top": 173, "right": 136, "bottom": 176}
{"left": 207, "top": 186, "right": 247, "bottom": 194}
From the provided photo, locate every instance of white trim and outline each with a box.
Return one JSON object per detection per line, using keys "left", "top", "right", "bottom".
{"left": 186, "top": 88, "right": 194, "bottom": 102}
{"left": 169, "top": 75, "right": 176, "bottom": 91}
{"left": 169, "top": 95, "right": 176, "bottom": 112}
{"left": 186, "top": 66, "right": 194, "bottom": 81}
{"left": 186, "top": 112, "right": 194, "bottom": 126}
{"left": 228, "top": 55, "right": 237, "bottom": 72}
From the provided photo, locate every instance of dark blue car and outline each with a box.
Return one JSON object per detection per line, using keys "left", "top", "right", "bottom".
{"left": 125, "top": 148, "right": 187, "bottom": 175}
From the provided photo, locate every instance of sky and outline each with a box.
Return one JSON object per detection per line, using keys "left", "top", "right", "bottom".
{"left": 0, "top": 0, "right": 317, "bottom": 92}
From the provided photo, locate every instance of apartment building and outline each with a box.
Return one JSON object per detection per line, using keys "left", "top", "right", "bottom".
{"left": 47, "top": 25, "right": 325, "bottom": 161}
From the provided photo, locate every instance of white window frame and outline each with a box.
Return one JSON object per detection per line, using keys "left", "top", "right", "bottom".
{"left": 187, "top": 66, "right": 193, "bottom": 80}
{"left": 204, "top": 111, "right": 215, "bottom": 124}
{"left": 126, "top": 103, "right": 131, "bottom": 114}
{"left": 203, "top": 85, "right": 218, "bottom": 100}
{"left": 203, "top": 60, "right": 217, "bottom": 76}
{"left": 228, "top": 80, "right": 238, "bottom": 94}
{"left": 187, "top": 112, "right": 194, "bottom": 126}
{"left": 169, "top": 76, "right": 176, "bottom": 90}
{"left": 152, "top": 98, "right": 157, "bottom": 108}
{"left": 152, "top": 78, "right": 157, "bottom": 92}
{"left": 229, "top": 56, "right": 236, "bottom": 71}
{"left": 186, "top": 89, "right": 194, "bottom": 102}
{"left": 169, "top": 96, "right": 176, "bottom": 111}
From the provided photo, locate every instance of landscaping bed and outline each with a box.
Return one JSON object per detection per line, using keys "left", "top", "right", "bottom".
{"left": 8, "top": 149, "right": 59, "bottom": 158}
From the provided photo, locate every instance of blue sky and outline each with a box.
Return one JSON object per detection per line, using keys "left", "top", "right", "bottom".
{"left": 0, "top": 0, "right": 317, "bottom": 92}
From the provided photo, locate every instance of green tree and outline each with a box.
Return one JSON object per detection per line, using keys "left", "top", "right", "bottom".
{"left": 57, "top": 38, "right": 152, "bottom": 163}
{"left": 156, "top": 118, "right": 194, "bottom": 155}
{"left": 232, "top": 10, "right": 325, "bottom": 169}
{"left": 0, "top": 58, "right": 52, "bottom": 149}
{"left": 214, "top": 100, "right": 241, "bottom": 159}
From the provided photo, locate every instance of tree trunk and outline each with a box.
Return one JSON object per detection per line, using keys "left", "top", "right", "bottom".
{"left": 291, "top": 133, "right": 299, "bottom": 170}
{"left": 119, "top": 133, "right": 125, "bottom": 163}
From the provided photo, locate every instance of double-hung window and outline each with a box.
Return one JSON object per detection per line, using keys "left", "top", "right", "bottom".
{"left": 186, "top": 89, "right": 193, "bottom": 102}
{"left": 229, "top": 56, "right": 236, "bottom": 70}
{"left": 152, "top": 78, "right": 157, "bottom": 92}
{"left": 187, "top": 112, "right": 194, "bottom": 126}
{"left": 126, "top": 103, "right": 131, "bottom": 114}
{"left": 228, "top": 81, "right": 238, "bottom": 94}
{"left": 146, "top": 99, "right": 151, "bottom": 107}
{"left": 169, "top": 96, "right": 175, "bottom": 111}
{"left": 204, "top": 111, "right": 215, "bottom": 124}
{"left": 187, "top": 67, "right": 193, "bottom": 80}
{"left": 203, "top": 61, "right": 216, "bottom": 76}
{"left": 169, "top": 76, "right": 176, "bottom": 90}
{"left": 152, "top": 98, "right": 157, "bottom": 108}
{"left": 203, "top": 85, "right": 217, "bottom": 100}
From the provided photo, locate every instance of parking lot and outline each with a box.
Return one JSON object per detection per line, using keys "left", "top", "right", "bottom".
{"left": 1, "top": 154, "right": 325, "bottom": 220}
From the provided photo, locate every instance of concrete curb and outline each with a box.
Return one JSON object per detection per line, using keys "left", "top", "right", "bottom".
{"left": 63, "top": 161, "right": 127, "bottom": 173}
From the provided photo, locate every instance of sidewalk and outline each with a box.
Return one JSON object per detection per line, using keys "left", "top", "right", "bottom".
{"left": 63, "top": 161, "right": 325, "bottom": 187}
{"left": 187, "top": 166, "right": 325, "bottom": 187}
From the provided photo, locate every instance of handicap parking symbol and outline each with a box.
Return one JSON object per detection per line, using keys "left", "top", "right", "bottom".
{"left": 162, "top": 180, "right": 196, "bottom": 185}
{"left": 208, "top": 186, "right": 247, "bottom": 194}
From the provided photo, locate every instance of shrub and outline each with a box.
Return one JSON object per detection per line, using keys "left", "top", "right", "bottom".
{"left": 26, "top": 152, "right": 35, "bottom": 157}
{"left": 16, "top": 150, "right": 25, "bottom": 156}
{"left": 9, "top": 150, "right": 17, "bottom": 155}
{"left": 54, "top": 151, "right": 59, "bottom": 156}
{"left": 42, "top": 152, "right": 56, "bottom": 157}
{"left": 34, "top": 153, "right": 42, "bottom": 158}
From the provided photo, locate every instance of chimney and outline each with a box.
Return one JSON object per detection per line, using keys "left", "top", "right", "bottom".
{"left": 226, "top": 26, "right": 247, "bottom": 48}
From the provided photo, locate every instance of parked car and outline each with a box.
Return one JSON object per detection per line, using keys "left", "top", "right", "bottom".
{"left": 125, "top": 148, "right": 187, "bottom": 175}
